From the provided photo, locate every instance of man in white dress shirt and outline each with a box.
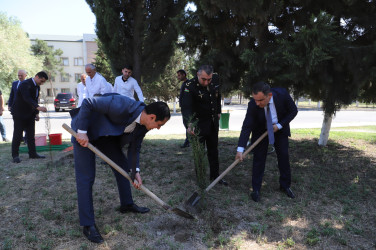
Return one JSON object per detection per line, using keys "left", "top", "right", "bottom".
{"left": 113, "top": 65, "right": 144, "bottom": 102}
{"left": 84, "top": 64, "right": 111, "bottom": 98}
{"left": 77, "top": 74, "right": 87, "bottom": 107}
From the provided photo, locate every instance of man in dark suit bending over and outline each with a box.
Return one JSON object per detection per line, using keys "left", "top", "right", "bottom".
{"left": 71, "top": 94, "right": 170, "bottom": 243}
{"left": 236, "top": 82, "right": 298, "bottom": 202}
{"left": 11, "top": 71, "right": 48, "bottom": 163}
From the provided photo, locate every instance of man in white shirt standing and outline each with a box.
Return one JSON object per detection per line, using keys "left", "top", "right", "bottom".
{"left": 106, "top": 81, "right": 113, "bottom": 93}
{"left": 113, "top": 65, "right": 144, "bottom": 102}
{"left": 77, "top": 74, "right": 87, "bottom": 107}
{"left": 84, "top": 64, "right": 110, "bottom": 98}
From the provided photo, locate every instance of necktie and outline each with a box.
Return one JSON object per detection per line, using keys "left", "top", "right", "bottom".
{"left": 266, "top": 103, "right": 275, "bottom": 145}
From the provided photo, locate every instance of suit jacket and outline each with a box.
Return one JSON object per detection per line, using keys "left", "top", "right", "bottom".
{"left": 11, "top": 78, "right": 40, "bottom": 120}
{"left": 71, "top": 93, "right": 148, "bottom": 169}
{"left": 238, "top": 88, "right": 298, "bottom": 147}
{"left": 8, "top": 80, "right": 20, "bottom": 108}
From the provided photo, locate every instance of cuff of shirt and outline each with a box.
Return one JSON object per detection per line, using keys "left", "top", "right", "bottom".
{"left": 77, "top": 129, "right": 87, "bottom": 134}
{"left": 237, "top": 147, "right": 245, "bottom": 153}
{"left": 276, "top": 123, "right": 282, "bottom": 130}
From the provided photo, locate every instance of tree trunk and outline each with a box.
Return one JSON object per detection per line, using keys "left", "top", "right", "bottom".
{"left": 318, "top": 112, "right": 333, "bottom": 146}
{"left": 132, "top": 1, "right": 143, "bottom": 86}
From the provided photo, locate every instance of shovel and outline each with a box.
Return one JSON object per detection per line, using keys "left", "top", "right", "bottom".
{"left": 186, "top": 131, "right": 268, "bottom": 208}
{"left": 62, "top": 123, "right": 194, "bottom": 220}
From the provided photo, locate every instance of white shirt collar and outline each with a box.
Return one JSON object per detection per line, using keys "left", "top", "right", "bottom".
{"left": 269, "top": 96, "right": 274, "bottom": 104}
{"left": 135, "top": 113, "right": 141, "bottom": 124}
{"left": 31, "top": 78, "right": 37, "bottom": 86}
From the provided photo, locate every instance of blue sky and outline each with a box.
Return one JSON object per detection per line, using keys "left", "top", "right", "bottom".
{"left": 1, "top": 0, "right": 96, "bottom": 36}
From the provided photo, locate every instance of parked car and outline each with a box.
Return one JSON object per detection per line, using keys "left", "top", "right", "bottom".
{"left": 54, "top": 93, "right": 76, "bottom": 112}
{"left": 224, "top": 98, "right": 232, "bottom": 105}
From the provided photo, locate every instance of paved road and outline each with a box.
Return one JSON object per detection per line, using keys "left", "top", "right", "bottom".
{"left": 2, "top": 104, "right": 376, "bottom": 140}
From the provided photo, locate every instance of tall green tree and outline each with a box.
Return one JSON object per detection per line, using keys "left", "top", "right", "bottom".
{"left": 143, "top": 47, "right": 195, "bottom": 102}
{"left": 179, "top": 0, "right": 376, "bottom": 146}
{"left": 271, "top": 1, "right": 376, "bottom": 145}
{"left": 0, "top": 13, "right": 42, "bottom": 99}
{"left": 93, "top": 39, "right": 115, "bottom": 84}
{"left": 86, "top": 0, "right": 187, "bottom": 87}
{"left": 31, "top": 39, "right": 63, "bottom": 97}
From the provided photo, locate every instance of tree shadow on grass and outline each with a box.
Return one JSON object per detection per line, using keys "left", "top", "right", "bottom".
{"left": 0, "top": 135, "right": 375, "bottom": 249}
{"left": 204, "top": 136, "right": 376, "bottom": 249}
{"left": 140, "top": 135, "right": 376, "bottom": 249}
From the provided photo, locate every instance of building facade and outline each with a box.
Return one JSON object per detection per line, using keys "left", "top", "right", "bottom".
{"left": 29, "top": 34, "right": 98, "bottom": 101}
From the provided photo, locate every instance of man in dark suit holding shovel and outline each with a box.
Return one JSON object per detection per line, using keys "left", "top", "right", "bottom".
{"left": 236, "top": 82, "right": 297, "bottom": 202}
{"left": 71, "top": 94, "right": 170, "bottom": 243}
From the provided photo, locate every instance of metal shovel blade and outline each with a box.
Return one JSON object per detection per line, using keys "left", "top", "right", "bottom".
{"left": 170, "top": 208, "right": 195, "bottom": 219}
{"left": 185, "top": 131, "right": 268, "bottom": 208}
{"left": 185, "top": 191, "right": 201, "bottom": 207}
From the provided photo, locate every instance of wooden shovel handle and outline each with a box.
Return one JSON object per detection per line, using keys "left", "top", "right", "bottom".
{"left": 62, "top": 123, "right": 170, "bottom": 210}
{"left": 205, "top": 131, "right": 268, "bottom": 192}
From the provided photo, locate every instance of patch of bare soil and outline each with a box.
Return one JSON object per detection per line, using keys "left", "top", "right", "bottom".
{"left": 0, "top": 132, "right": 376, "bottom": 249}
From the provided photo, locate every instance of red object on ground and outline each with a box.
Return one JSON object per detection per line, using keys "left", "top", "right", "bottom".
{"left": 49, "top": 133, "right": 62, "bottom": 145}
{"left": 63, "top": 146, "right": 73, "bottom": 152}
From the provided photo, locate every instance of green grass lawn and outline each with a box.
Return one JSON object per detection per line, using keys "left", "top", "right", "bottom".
{"left": 0, "top": 127, "right": 375, "bottom": 249}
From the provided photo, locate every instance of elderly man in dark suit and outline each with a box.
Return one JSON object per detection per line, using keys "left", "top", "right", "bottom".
{"left": 236, "top": 81, "right": 298, "bottom": 202}
{"left": 8, "top": 69, "right": 27, "bottom": 111}
{"left": 8, "top": 69, "right": 28, "bottom": 144}
{"left": 11, "top": 71, "right": 48, "bottom": 163}
{"left": 71, "top": 94, "right": 170, "bottom": 244}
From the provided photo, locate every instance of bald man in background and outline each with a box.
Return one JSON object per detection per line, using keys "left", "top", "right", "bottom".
{"left": 8, "top": 69, "right": 27, "bottom": 111}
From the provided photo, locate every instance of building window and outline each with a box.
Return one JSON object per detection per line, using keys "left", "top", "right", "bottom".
{"left": 75, "top": 73, "right": 81, "bottom": 82}
{"left": 47, "top": 89, "right": 53, "bottom": 97}
{"left": 61, "top": 88, "right": 70, "bottom": 93}
{"left": 50, "top": 75, "right": 55, "bottom": 82}
{"left": 61, "top": 57, "right": 69, "bottom": 66}
{"left": 74, "top": 57, "right": 84, "bottom": 66}
{"left": 61, "top": 73, "right": 70, "bottom": 82}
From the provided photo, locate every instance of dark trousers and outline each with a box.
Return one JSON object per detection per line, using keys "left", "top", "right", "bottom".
{"left": 73, "top": 135, "right": 133, "bottom": 226}
{"left": 252, "top": 132, "right": 291, "bottom": 192}
{"left": 11, "top": 117, "right": 36, "bottom": 158}
{"left": 184, "top": 131, "right": 190, "bottom": 145}
{"left": 182, "top": 118, "right": 189, "bottom": 146}
{"left": 199, "top": 122, "right": 219, "bottom": 179}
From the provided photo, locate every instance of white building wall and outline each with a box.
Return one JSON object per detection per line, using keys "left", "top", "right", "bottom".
{"left": 29, "top": 34, "right": 98, "bottom": 101}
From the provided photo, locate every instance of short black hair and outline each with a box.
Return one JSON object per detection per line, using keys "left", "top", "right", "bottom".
{"left": 252, "top": 81, "right": 271, "bottom": 95}
{"left": 177, "top": 69, "right": 186, "bottom": 76}
{"left": 144, "top": 101, "right": 170, "bottom": 121}
{"left": 198, "top": 65, "right": 213, "bottom": 75}
{"left": 36, "top": 71, "right": 49, "bottom": 80}
{"left": 123, "top": 65, "right": 133, "bottom": 71}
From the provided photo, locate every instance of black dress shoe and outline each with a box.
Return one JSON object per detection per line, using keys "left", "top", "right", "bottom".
{"left": 119, "top": 204, "right": 150, "bottom": 214}
{"left": 29, "top": 153, "right": 46, "bottom": 159}
{"left": 83, "top": 224, "right": 104, "bottom": 243}
{"left": 251, "top": 191, "right": 260, "bottom": 202}
{"left": 180, "top": 142, "right": 190, "bottom": 148}
{"left": 280, "top": 186, "right": 295, "bottom": 199}
{"left": 13, "top": 156, "right": 21, "bottom": 163}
